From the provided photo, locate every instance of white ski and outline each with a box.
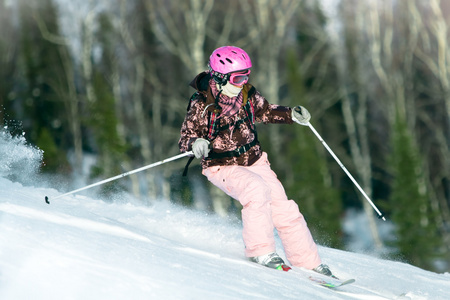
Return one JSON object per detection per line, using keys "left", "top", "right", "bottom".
{"left": 308, "top": 275, "right": 356, "bottom": 289}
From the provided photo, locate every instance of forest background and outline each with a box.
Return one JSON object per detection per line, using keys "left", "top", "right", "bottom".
{"left": 0, "top": 0, "right": 449, "bottom": 273}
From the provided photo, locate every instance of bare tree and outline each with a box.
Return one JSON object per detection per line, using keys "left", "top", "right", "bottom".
{"left": 142, "top": 0, "right": 237, "bottom": 208}
{"left": 145, "top": 0, "right": 214, "bottom": 73}
{"left": 354, "top": 0, "right": 449, "bottom": 255}
{"left": 411, "top": 0, "right": 450, "bottom": 252}
{"left": 240, "top": 0, "right": 301, "bottom": 160}
{"left": 327, "top": 0, "right": 384, "bottom": 249}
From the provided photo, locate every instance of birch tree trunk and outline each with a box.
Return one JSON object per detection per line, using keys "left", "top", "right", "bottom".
{"left": 116, "top": 1, "right": 160, "bottom": 201}
{"left": 59, "top": 48, "right": 83, "bottom": 176}
{"left": 111, "top": 66, "right": 141, "bottom": 199}
{"left": 241, "top": 0, "right": 301, "bottom": 137}
{"left": 144, "top": 0, "right": 227, "bottom": 207}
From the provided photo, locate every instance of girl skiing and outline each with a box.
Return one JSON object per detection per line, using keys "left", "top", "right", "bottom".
{"left": 179, "top": 46, "right": 334, "bottom": 277}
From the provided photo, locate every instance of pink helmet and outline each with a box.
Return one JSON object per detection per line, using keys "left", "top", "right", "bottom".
{"left": 208, "top": 46, "right": 252, "bottom": 75}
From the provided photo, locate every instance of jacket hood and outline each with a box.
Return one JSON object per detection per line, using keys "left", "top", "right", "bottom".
{"left": 189, "top": 71, "right": 211, "bottom": 92}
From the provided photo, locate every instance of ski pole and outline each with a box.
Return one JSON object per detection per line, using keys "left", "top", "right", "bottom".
{"left": 307, "top": 122, "right": 386, "bottom": 221}
{"left": 45, "top": 151, "right": 194, "bottom": 204}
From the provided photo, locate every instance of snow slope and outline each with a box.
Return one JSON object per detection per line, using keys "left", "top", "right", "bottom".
{"left": 0, "top": 130, "right": 449, "bottom": 300}
{"left": 1, "top": 177, "right": 449, "bottom": 300}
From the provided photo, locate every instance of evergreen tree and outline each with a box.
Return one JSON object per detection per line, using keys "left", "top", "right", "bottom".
{"left": 87, "top": 72, "right": 127, "bottom": 196}
{"left": 272, "top": 1, "right": 345, "bottom": 249}
{"left": 389, "top": 115, "right": 441, "bottom": 270}
{"left": 86, "top": 13, "right": 128, "bottom": 197}
{"left": 0, "top": 0, "right": 15, "bottom": 124}
{"left": 284, "top": 51, "right": 343, "bottom": 249}
{"left": 18, "top": 0, "right": 70, "bottom": 173}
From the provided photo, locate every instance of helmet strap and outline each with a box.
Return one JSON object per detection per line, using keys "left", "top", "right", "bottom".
{"left": 212, "top": 75, "right": 228, "bottom": 86}
{"left": 208, "top": 63, "right": 229, "bottom": 86}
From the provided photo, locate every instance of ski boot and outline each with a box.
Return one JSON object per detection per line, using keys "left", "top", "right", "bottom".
{"left": 251, "top": 252, "right": 291, "bottom": 271}
{"left": 313, "top": 264, "right": 338, "bottom": 279}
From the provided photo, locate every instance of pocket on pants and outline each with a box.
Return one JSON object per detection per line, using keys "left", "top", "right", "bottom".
{"left": 255, "top": 152, "right": 270, "bottom": 166}
{"left": 203, "top": 165, "right": 234, "bottom": 196}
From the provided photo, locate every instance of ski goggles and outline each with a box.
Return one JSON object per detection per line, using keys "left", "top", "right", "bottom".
{"left": 229, "top": 70, "right": 251, "bottom": 86}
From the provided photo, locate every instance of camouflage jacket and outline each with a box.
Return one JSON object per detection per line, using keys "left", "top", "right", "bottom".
{"left": 179, "top": 72, "right": 294, "bottom": 168}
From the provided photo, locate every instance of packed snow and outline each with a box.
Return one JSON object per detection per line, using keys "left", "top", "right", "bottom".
{"left": 0, "top": 130, "right": 449, "bottom": 300}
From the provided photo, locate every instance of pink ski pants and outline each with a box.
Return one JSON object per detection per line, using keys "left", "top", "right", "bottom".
{"left": 202, "top": 152, "right": 321, "bottom": 269}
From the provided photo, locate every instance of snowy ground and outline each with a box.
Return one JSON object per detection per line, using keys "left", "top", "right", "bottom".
{"left": 1, "top": 177, "right": 449, "bottom": 300}
{"left": 1, "top": 130, "right": 449, "bottom": 300}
